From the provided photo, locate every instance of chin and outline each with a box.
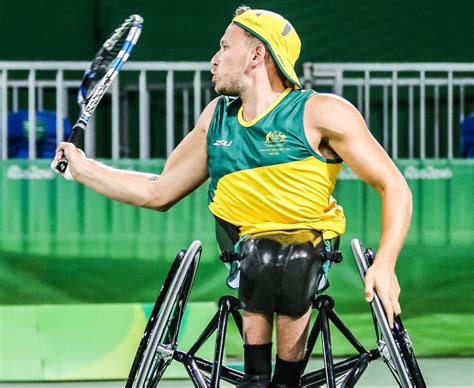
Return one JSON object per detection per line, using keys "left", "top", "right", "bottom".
{"left": 216, "top": 86, "right": 238, "bottom": 97}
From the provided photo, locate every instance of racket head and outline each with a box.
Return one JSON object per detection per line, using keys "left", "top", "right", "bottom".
{"left": 78, "top": 14, "right": 143, "bottom": 108}
{"left": 53, "top": 14, "right": 143, "bottom": 175}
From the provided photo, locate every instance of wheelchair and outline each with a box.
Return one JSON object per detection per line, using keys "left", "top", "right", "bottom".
{"left": 125, "top": 239, "right": 426, "bottom": 388}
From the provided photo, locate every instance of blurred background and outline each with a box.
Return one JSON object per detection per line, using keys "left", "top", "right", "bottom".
{"left": 0, "top": 0, "right": 473, "bottom": 384}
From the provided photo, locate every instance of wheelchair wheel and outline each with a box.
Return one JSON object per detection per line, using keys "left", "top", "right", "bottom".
{"left": 126, "top": 240, "right": 202, "bottom": 388}
{"left": 351, "top": 239, "right": 426, "bottom": 388}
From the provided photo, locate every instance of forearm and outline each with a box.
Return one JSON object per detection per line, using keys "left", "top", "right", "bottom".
{"left": 376, "top": 183, "right": 413, "bottom": 267}
{"left": 74, "top": 157, "right": 166, "bottom": 210}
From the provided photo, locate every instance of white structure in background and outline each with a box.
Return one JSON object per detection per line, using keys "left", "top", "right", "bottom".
{"left": 0, "top": 62, "right": 473, "bottom": 160}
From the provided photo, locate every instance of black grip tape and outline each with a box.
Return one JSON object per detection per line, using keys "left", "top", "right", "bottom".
{"left": 56, "top": 125, "right": 85, "bottom": 174}
{"left": 67, "top": 126, "right": 85, "bottom": 145}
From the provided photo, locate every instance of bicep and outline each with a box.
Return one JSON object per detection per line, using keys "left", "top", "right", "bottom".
{"left": 148, "top": 98, "right": 219, "bottom": 208}
{"left": 159, "top": 126, "right": 209, "bottom": 194}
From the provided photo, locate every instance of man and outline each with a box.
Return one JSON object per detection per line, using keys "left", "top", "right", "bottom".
{"left": 53, "top": 6, "right": 412, "bottom": 388}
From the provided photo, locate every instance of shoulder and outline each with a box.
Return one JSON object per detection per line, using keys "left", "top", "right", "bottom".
{"left": 195, "top": 97, "right": 220, "bottom": 135}
{"left": 304, "top": 93, "right": 366, "bottom": 137}
{"left": 305, "top": 93, "right": 360, "bottom": 119}
{"left": 197, "top": 95, "right": 241, "bottom": 135}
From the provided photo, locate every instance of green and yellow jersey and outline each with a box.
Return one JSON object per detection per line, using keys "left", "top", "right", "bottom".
{"left": 207, "top": 88, "right": 346, "bottom": 240}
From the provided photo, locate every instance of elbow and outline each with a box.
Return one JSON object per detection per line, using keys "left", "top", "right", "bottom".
{"left": 139, "top": 178, "right": 179, "bottom": 212}
{"left": 154, "top": 202, "right": 173, "bottom": 212}
{"left": 147, "top": 197, "right": 173, "bottom": 212}
{"left": 379, "top": 178, "right": 413, "bottom": 212}
{"left": 143, "top": 191, "right": 174, "bottom": 212}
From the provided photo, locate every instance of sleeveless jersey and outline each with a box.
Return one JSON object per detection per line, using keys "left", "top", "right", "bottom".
{"left": 207, "top": 88, "right": 346, "bottom": 239}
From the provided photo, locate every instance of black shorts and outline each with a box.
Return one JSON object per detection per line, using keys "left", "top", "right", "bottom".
{"left": 238, "top": 232, "right": 326, "bottom": 317}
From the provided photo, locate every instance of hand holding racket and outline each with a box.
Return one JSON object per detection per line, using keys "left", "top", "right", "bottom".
{"left": 52, "top": 14, "right": 143, "bottom": 179}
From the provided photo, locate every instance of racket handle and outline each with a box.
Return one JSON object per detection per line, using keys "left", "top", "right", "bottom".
{"left": 55, "top": 125, "right": 85, "bottom": 174}
{"left": 67, "top": 125, "right": 85, "bottom": 145}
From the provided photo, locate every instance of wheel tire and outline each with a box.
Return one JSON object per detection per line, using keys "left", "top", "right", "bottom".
{"left": 351, "top": 239, "right": 426, "bottom": 388}
{"left": 392, "top": 317, "right": 426, "bottom": 387}
{"left": 126, "top": 240, "right": 202, "bottom": 388}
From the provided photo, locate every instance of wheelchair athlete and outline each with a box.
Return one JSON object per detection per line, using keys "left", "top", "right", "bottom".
{"left": 53, "top": 6, "right": 412, "bottom": 388}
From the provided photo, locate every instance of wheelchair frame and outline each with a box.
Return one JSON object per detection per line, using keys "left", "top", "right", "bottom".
{"left": 126, "top": 239, "right": 426, "bottom": 388}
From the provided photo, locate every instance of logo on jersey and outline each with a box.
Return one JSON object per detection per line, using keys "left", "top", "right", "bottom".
{"left": 264, "top": 131, "right": 287, "bottom": 143}
{"left": 260, "top": 130, "right": 289, "bottom": 156}
{"left": 213, "top": 140, "right": 233, "bottom": 147}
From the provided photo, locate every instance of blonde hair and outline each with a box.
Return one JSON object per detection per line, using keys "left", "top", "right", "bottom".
{"left": 234, "top": 5, "right": 251, "bottom": 17}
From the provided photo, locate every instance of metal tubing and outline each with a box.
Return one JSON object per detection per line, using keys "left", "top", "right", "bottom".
{"left": 383, "top": 86, "right": 389, "bottom": 151}
{"left": 55, "top": 70, "right": 64, "bottom": 144}
{"left": 193, "top": 71, "right": 202, "bottom": 124}
{"left": 408, "top": 86, "right": 414, "bottom": 158}
{"left": 357, "top": 85, "right": 363, "bottom": 112}
{"left": 182, "top": 355, "right": 208, "bottom": 388}
{"left": 187, "top": 310, "right": 220, "bottom": 356}
{"left": 327, "top": 309, "right": 367, "bottom": 354}
{"left": 459, "top": 84, "right": 465, "bottom": 123}
{"left": 63, "top": 85, "right": 68, "bottom": 118}
{"left": 447, "top": 71, "right": 454, "bottom": 158}
{"left": 138, "top": 70, "right": 149, "bottom": 159}
{"left": 38, "top": 87, "right": 44, "bottom": 111}
{"left": 434, "top": 85, "right": 440, "bottom": 158}
{"left": 12, "top": 87, "right": 18, "bottom": 112}
{"left": 1, "top": 70, "right": 7, "bottom": 159}
{"left": 210, "top": 297, "right": 231, "bottom": 388}
{"left": 166, "top": 70, "right": 174, "bottom": 156}
{"left": 341, "top": 353, "right": 371, "bottom": 387}
{"left": 0, "top": 61, "right": 470, "bottom": 72}
{"left": 391, "top": 71, "right": 398, "bottom": 159}
{"left": 419, "top": 71, "right": 426, "bottom": 159}
{"left": 301, "top": 355, "right": 360, "bottom": 387}
{"left": 319, "top": 307, "right": 336, "bottom": 388}
{"left": 111, "top": 75, "right": 120, "bottom": 159}
{"left": 28, "top": 70, "right": 36, "bottom": 159}
{"left": 183, "top": 89, "right": 189, "bottom": 137}
{"left": 364, "top": 71, "right": 370, "bottom": 125}
{"left": 193, "top": 356, "right": 244, "bottom": 385}
{"left": 334, "top": 69, "right": 343, "bottom": 96}
{"left": 122, "top": 91, "right": 130, "bottom": 157}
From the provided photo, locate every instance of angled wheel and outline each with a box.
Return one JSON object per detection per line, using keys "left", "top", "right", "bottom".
{"left": 351, "top": 239, "right": 426, "bottom": 388}
{"left": 126, "top": 240, "right": 202, "bottom": 388}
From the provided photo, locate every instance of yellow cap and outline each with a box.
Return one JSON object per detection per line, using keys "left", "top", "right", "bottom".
{"left": 232, "top": 9, "right": 301, "bottom": 88}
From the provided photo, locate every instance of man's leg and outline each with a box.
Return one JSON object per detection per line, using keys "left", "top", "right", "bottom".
{"left": 243, "top": 310, "right": 273, "bottom": 344}
{"left": 272, "top": 307, "right": 312, "bottom": 387}
{"left": 237, "top": 311, "right": 273, "bottom": 387}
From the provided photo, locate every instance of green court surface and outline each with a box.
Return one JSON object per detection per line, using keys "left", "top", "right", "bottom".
{"left": 1, "top": 358, "right": 473, "bottom": 387}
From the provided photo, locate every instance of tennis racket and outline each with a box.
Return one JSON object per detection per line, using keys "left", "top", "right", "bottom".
{"left": 54, "top": 14, "right": 143, "bottom": 176}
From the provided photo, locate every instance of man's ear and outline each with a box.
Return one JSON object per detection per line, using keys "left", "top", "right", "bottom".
{"left": 251, "top": 44, "right": 267, "bottom": 65}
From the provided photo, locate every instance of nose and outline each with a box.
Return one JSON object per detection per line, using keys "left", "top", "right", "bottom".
{"left": 210, "top": 50, "right": 220, "bottom": 69}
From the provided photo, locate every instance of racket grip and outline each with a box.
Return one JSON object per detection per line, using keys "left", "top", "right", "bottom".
{"left": 55, "top": 158, "right": 69, "bottom": 174}
{"left": 67, "top": 125, "right": 85, "bottom": 145}
{"left": 55, "top": 125, "right": 85, "bottom": 174}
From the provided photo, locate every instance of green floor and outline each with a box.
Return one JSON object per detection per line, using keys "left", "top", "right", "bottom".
{"left": 1, "top": 358, "right": 473, "bottom": 387}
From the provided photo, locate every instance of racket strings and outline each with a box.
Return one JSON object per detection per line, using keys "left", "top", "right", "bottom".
{"left": 78, "top": 17, "right": 141, "bottom": 102}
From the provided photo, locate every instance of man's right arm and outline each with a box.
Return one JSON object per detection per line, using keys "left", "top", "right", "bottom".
{"left": 52, "top": 98, "right": 219, "bottom": 211}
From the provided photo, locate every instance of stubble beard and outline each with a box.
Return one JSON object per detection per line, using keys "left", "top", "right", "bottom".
{"left": 214, "top": 76, "right": 243, "bottom": 96}
{"left": 213, "top": 61, "right": 247, "bottom": 96}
